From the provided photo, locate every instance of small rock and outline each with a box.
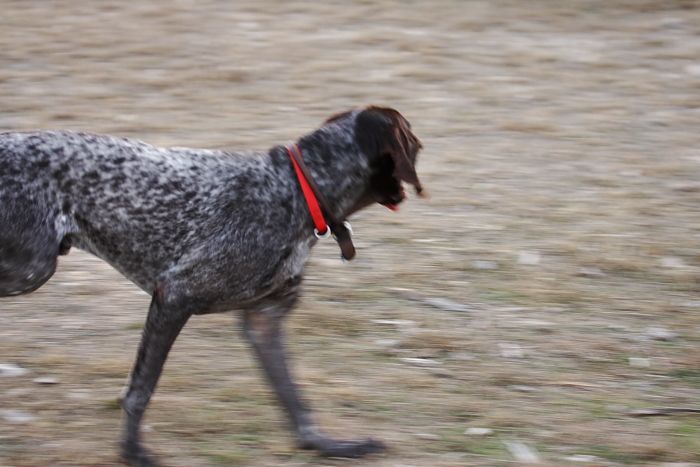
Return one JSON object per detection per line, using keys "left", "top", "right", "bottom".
{"left": 33, "top": 377, "right": 59, "bottom": 385}
{"left": 114, "top": 113, "right": 138, "bottom": 122}
{"left": 503, "top": 441, "right": 540, "bottom": 463}
{"left": 428, "top": 368, "right": 454, "bottom": 379}
{"left": 399, "top": 357, "right": 442, "bottom": 367}
{"left": 67, "top": 390, "right": 92, "bottom": 400}
{"left": 374, "top": 339, "right": 400, "bottom": 348}
{"left": 660, "top": 256, "right": 685, "bottom": 268}
{"left": 1, "top": 409, "right": 35, "bottom": 424}
{"left": 685, "top": 64, "right": 700, "bottom": 76}
{"left": 509, "top": 385, "right": 539, "bottom": 393}
{"left": 471, "top": 260, "right": 498, "bottom": 270}
{"left": 577, "top": 267, "right": 605, "bottom": 278}
{"left": 371, "top": 319, "right": 416, "bottom": 330}
{"left": 387, "top": 287, "right": 423, "bottom": 301}
{"left": 518, "top": 251, "right": 541, "bottom": 265}
{"left": 0, "top": 363, "right": 29, "bottom": 377}
{"left": 422, "top": 297, "right": 470, "bottom": 313}
{"left": 564, "top": 455, "right": 600, "bottom": 463}
{"left": 499, "top": 343, "right": 525, "bottom": 359}
{"left": 629, "top": 357, "right": 651, "bottom": 368}
{"left": 645, "top": 326, "right": 678, "bottom": 341}
{"left": 388, "top": 288, "right": 471, "bottom": 312}
{"left": 464, "top": 427, "right": 493, "bottom": 436}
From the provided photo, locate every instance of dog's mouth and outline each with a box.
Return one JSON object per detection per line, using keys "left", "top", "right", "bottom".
{"left": 379, "top": 185, "right": 406, "bottom": 212}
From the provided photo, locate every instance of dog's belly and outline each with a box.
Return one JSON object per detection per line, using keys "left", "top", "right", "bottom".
{"left": 68, "top": 235, "right": 160, "bottom": 292}
{"left": 67, "top": 205, "right": 312, "bottom": 307}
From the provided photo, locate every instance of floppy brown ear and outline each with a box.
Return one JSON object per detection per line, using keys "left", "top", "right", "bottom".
{"left": 355, "top": 106, "right": 424, "bottom": 195}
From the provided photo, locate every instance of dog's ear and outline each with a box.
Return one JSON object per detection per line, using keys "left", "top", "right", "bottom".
{"left": 356, "top": 106, "right": 424, "bottom": 196}
{"left": 323, "top": 110, "right": 353, "bottom": 125}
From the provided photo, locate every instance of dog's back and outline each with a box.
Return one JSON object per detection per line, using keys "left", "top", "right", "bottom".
{"left": 0, "top": 131, "right": 301, "bottom": 297}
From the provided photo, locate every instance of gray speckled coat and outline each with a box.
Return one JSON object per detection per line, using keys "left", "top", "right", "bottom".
{"left": 0, "top": 108, "right": 422, "bottom": 310}
{"left": 0, "top": 106, "right": 423, "bottom": 464}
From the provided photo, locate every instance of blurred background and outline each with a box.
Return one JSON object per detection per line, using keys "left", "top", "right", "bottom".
{"left": 2, "top": 1, "right": 700, "bottom": 465}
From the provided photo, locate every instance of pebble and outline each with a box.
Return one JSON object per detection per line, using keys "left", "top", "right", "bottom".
{"left": 428, "top": 368, "right": 454, "bottom": 379}
{"left": 388, "top": 288, "right": 470, "bottom": 312}
{"left": 499, "top": 343, "right": 525, "bottom": 359}
{"left": 685, "top": 64, "right": 700, "bottom": 76}
{"left": 471, "top": 260, "right": 499, "bottom": 270}
{"left": 564, "top": 455, "right": 600, "bottom": 462}
{"left": 374, "top": 339, "right": 400, "bottom": 348}
{"left": 660, "top": 256, "right": 685, "bottom": 268}
{"left": 33, "top": 377, "right": 59, "bottom": 385}
{"left": 1, "top": 409, "right": 35, "bottom": 424}
{"left": 518, "top": 251, "right": 541, "bottom": 265}
{"left": 371, "top": 319, "right": 416, "bottom": 330}
{"left": 399, "top": 357, "right": 442, "bottom": 367}
{"left": 645, "top": 326, "right": 678, "bottom": 341}
{"left": 464, "top": 427, "right": 493, "bottom": 436}
{"left": 629, "top": 357, "right": 651, "bottom": 368}
{"left": 0, "top": 363, "right": 29, "bottom": 377}
{"left": 66, "top": 390, "right": 92, "bottom": 400}
{"left": 509, "top": 385, "right": 539, "bottom": 393}
{"left": 422, "top": 297, "right": 470, "bottom": 313}
{"left": 577, "top": 267, "right": 605, "bottom": 278}
{"left": 503, "top": 441, "right": 540, "bottom": 463}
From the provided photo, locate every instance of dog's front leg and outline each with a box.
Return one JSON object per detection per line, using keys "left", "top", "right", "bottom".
{"left": 120, "top": 290, "right": 191, "bottom": 467}
{"left": 242, "top": 296, "right": 385, "bottom": 458}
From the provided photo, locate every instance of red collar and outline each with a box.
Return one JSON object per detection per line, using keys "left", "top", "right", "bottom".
{"left": 286, "top": 144, "right": 329, "bottom": 237}
{"left": 286, "top": 144, "right": 356, "bottom": 260}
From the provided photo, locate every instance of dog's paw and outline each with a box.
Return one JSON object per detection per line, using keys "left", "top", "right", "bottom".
{"left": 304, "top": 436, "right": 385, "bottom": 458}
{"left": 120, "top": 440, "right": 163, "bottom": 467}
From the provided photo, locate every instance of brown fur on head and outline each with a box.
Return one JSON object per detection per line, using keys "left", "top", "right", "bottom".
{"left": 354, "top": 106, "right": 424, "bottom": 210}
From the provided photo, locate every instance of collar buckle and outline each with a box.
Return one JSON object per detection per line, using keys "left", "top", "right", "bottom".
{"left": 286, "top": 144, "right": 356, "bottom": 260}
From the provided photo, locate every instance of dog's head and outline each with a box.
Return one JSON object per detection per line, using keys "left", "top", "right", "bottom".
{"left": 328, "top": 106, "right": 424, "bottom": 212}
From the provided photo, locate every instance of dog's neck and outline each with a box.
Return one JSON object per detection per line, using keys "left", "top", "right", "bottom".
{"left": 293, "top": 119, "right": 371, "bottom": 221}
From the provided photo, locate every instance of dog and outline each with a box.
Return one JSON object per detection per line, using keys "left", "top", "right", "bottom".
{"left": 0, "top": 106, "right": 423, "bottom": 466}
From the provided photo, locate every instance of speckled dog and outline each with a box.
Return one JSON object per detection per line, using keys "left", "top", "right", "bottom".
{"left": 0, "top": 106, "right": 423, "bottom": 466}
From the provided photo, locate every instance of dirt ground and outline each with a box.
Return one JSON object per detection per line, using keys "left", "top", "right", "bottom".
{"left": 2, "top": 1, "right": 700, "bottom": 466}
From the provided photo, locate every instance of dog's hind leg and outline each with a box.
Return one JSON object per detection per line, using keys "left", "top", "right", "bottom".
{"left": 242, "top": 292, "right": 385, "bottom": 458}
{"left": 0, "top": 198, "right": 62, "bottom": 297}
{"left": 120, "top": 286, "right": 191, "bottom": 467}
